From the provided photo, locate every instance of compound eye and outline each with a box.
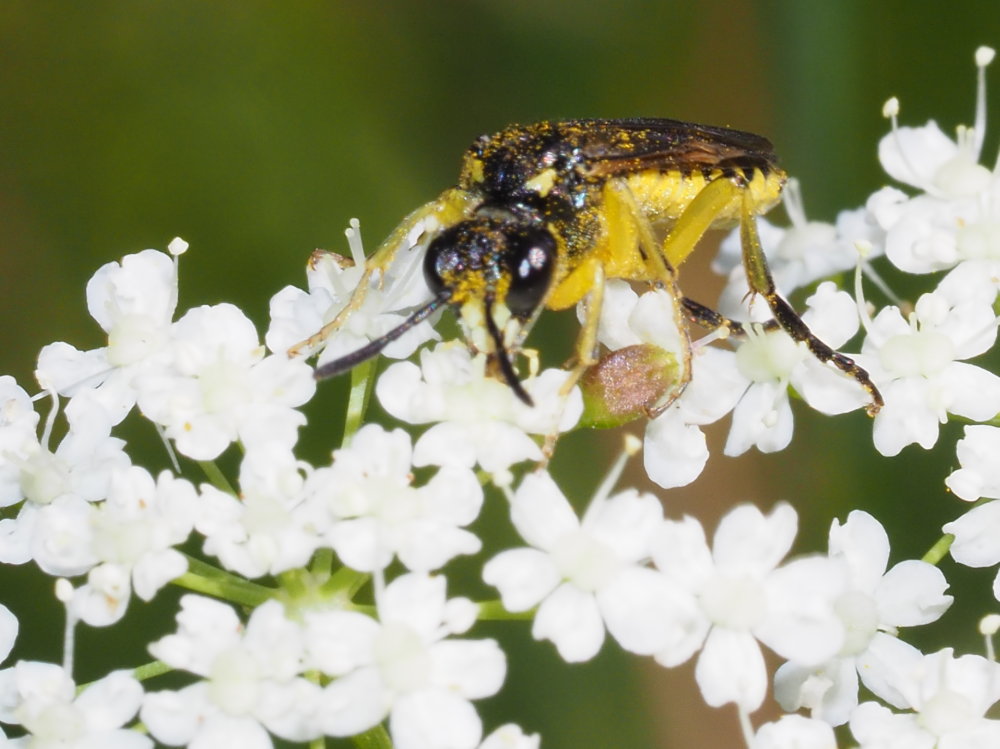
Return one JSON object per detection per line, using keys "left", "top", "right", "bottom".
{"left": 505, "top": 227, "right": 556, "bottom": 318}
{"left": 423, "top": 229, "right": 462, "bottom": 299}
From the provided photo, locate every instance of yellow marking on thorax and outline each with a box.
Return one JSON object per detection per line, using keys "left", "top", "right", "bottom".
{"left": 464, "top": 157, "right": 485, "bottom": 184}
{"left": 524, "top": 168, "right": 558, "bottom": 197}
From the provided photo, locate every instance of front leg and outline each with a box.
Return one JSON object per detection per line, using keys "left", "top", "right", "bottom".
{"left": 288, "top": 190, "right": 470, "bottom": 359}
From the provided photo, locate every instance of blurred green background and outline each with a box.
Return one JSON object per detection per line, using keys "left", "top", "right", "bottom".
{"left": 3, "top": 2, "right": 1000, "bottom": 747}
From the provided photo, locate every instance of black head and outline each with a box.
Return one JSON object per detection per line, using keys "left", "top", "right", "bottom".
{"left": 314, "top": 215, "right": 558, "bottom": 406}
{"left": 422, "top": 216, "right": 558, "bottom": 404}
{"left": 423, "top": 217, "right": 557, "bottom": 318}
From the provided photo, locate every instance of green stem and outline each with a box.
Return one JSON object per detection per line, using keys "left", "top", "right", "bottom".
{"left": 173, "top": 554, "right": 275, "bottom": 607}
{"left": 198, "top": 460, "right": 236, "bottom": 495}
{"left": 923, "top": 533, "right": 954, "bottom": 566}
{"left": 351, "top": 724, "right": 393, "bottom": 749}
{"left": 478, "top": 600, "right": 534, "bottom": 621}
{"left": 343, "top": 359, "right": 376, "bottom": 443}
{"left": 74, "top": 660, "right": 173, "bottom": 695}
{"left": 311, "top": 547, "right": 335, "bottom": 579}
{"left": 133, "top": 660, "right": 173, "bottom": 682}
{"left": 320, "top": 566, "right": 370, "bottom": 600}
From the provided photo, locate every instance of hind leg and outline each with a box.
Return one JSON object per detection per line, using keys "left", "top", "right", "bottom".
{"left": 657, "top": 175, "right": 882, "bottom": 415}
{"left": 734, "top": 189, "right": 883, "bottom": 415}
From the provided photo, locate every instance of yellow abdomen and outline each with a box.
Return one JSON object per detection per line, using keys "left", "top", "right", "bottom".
{"left": 622, "top": 167, "right": 785, "bottom": 228}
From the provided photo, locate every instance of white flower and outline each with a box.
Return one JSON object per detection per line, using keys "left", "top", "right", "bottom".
{"left": 0, "top": 377, "right": 40, "bottom": 509}
{"left": 311, "top": 424, "right": 483, "bottom": 573}
{"left": 870, "top": 48, "right": 1000, "bottom": 275}
{"left": 849, "top": 644, "right": 1000, "bottom": 749}
{"left": 753, "top": 714, "right": 837, "bottom": 749}
{"left": 484, "top": 470, "right": 699, "bottom": 662}
{"left": 0, "top": 403, "right": 129, "bottom": 573}
{"left": 943, "top": 499, "right": 1000, "bottom": 602}
{"left": 143, "top": 596, "right": 321, "bottom": 747}
{"left": 478, "top": 724, "right": 540, "bottom": 749}
{"left": 376, "top": 343, "right": 581, "bottom": 473}
{"left": 614, "top": 279, "right": 869, "bottom": 487}
{"left": 934, "top": 256, "right": 1000, "bottom": 309}
{"left": 857, "top": 290, "right": 1000, "bottom": 456}
{"left": 136, "top": 303, "right": 316, "bottom": 460}
{"left": 650, "top": 503, "right": 845, "bottom": 711}
{"left": 774, "top": 511, "right": 952, "bottom": 725}
{"left": 266, "top": 218, "right": 439, "bottom": 365}
{"left": 644, "top": 281, "right": 870, "bottom": 485}
{"left": 68, "top": 466, "right": 198, "bottom": 625}
{"left": 723, "top": 282, "right": 869, "bottom": 457}
{"left": 945, "top": 424, "right": 1000, "bottom": 501}
{"left": 0, "top": 604, "right": 16, "bottom": 667}
{"left": 197, "top": 448, "right": 322, "bottom": 579}
{"left": 584, "top": 282, "right": 741, "bottom": 489}
{"left": 35, "top": 249, "right": 179, "bottom": 425}
{"left": 0, "top": 663, "right": 149, "bottom": 748}
{"left": 311, "top": 573, "right": 506, "bottom": 749}
{"left": 585, "top": 279, "right": 688, "bottom": 359}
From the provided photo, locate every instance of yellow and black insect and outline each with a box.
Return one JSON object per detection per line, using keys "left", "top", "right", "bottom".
{"left": 303, "top": 118, "right": 883, "bottom": 416}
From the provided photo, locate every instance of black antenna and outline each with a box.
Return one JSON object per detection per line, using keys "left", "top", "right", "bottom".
{"left": 483, "top": 295, "right": 534, "bottom": 407}
{"left": 313, "top": 293, "right": 449, "bottom": 380}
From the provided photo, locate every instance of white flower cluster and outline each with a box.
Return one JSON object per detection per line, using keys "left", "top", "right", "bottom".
{"left": 2, "top": 46, "right": 1000, "bottom": 749}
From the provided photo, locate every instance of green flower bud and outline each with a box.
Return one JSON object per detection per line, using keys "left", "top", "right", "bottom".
{"left": 579, "top": 344, "right": 681, "bottom": 429}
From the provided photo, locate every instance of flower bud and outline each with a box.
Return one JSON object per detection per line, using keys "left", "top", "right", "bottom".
{"left": 578, "top": 344, "right": 681, "bottom": 429}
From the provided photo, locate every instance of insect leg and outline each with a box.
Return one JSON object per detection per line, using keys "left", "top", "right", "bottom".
{"left": 736, "top": 188, "right": 884, "bottom": 415}
{"left": 538, "top": 260, "right": 606, "bottom": 461}
{"left": 660, "top": 176, "right": 744, "bottom": 267}
{"left": 560, "top": 259, "right": 606, "bottom": 397}
{"left": 288, "top": 192, "right": 468, "bottom": 358}
{"left": 681, "top": 297, "right": 781, "bottom": 337}
{"left": 608, "top": 182, "right": 693, "bottom": 417}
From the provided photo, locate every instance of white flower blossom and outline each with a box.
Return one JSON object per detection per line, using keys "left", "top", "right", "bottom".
{"left": 722, "top": 282, "right": 869, "bottom": 457}
{"left": 197, "top": 448, "right": 322, "bottom": 579}
{"left": 136, "top": 303, "right": 315, "bottom": 460}
{"left": 849, "top": 644, "right": 1000, "bottom": 749}
{"left": 0, "top": 378, "right": 40, "bottom": 510}
{"left": 650, "top": 503, "right": 845, "bottom": 711}
{"left": 310, "top": 424, "right": 484, "bottom": 573}
{"left": 68, "top": 466, "right": 198, "bottom": 625}
{"left": 943, "top": 499, "right": 1000, "bottom": 602}
{"left": 774, "top": 511, "right": 952, "bottom": 725}
{"left": 945, "top": 424, "right": 1000, "bottom": 501}
{"left": 753, "top": 714, "right": 837, "bottom": 749}
{"left": 310, "top": 573, "right": 506, "bottom": 749}
{"left": 0, "top": 664, "right": 149, "bottom": 748}
{"left": 484, "top": 470, "right": 699, "bottom": 662}
{"left": 376, "top": 343, "right": 581, "bottom": 473}
{"left": 35, "top": 249, "right": 179, "bottom": 426}
{"left": 585, "top": 282, "right": 743, "bottom": 489}
{"left": 857, "top": 290, "right": 1000, "bottom": 456}
{"left": 143, "top": 596, "right": 321, "bottom": 747}
{"left": 0, "top": 604, "right": 16, "bottom": 668}
{"left": 612, "top": 279, "right": 869, "bottom": 489}
{"left": 869, "top": 48, "right": 1000, "bottom": 275}
{"left": 478, "top": 724, "right": 540, "bottom": 749}
{"left": 585, "top": 279, "right": 688, "bottom": 358}
{"left": 0, "top": 400, "right": 129, "bottom": 573}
